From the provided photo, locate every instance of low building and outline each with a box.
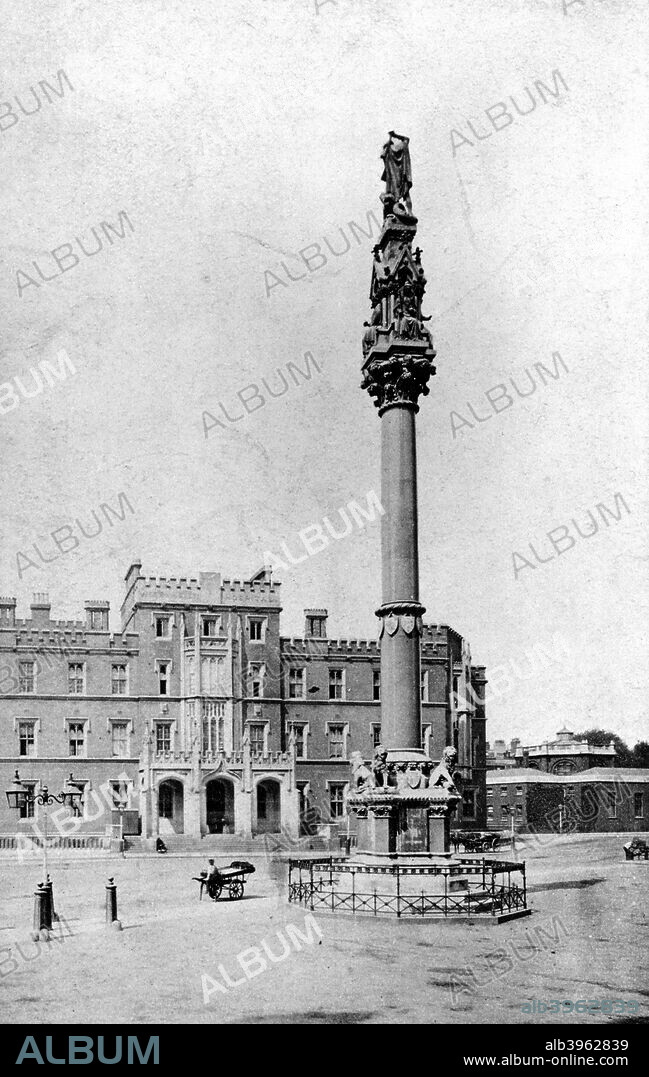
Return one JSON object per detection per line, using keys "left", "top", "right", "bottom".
{"left": 487, "top": 767, "right": 649, "bottom": 834}
{"left": 0, "top": 563, "right": 487, "bottom": 846}
{"left": 486, "top": 728, "right": 616, "bottom": 774}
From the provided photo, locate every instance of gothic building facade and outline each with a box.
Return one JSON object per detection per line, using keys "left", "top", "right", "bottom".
{"left": 0, "top": 562, "right": 487, "bottom": 846}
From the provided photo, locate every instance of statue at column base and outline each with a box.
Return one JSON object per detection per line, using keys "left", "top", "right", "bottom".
{"left": 347, "top": 746, "right": 461, "bottom": 856}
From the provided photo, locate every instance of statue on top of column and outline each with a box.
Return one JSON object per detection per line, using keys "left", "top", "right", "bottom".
{"left": 380, "top": 131, "right": 416, "bottom": 223}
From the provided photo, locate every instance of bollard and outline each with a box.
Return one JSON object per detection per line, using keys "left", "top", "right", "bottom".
{"left": 46, "top": 875, "right": 59, "bottom": 924}
{"left": 32, "top": 882, "right": 50, "bottom": 941}
{"left": 105, "top": 877, "right": 122, "bottom": 931}
{"left": 41, "top": 880, "right": 52, "bottom": 931}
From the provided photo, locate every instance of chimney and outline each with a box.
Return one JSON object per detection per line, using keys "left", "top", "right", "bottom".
{"left": 0, "top": 596, "right": 17, "bottom": 627}
{"left": 30, "top": 593, "right": 51, "bottom": 626}
{"left": 304, "top": 608, "right": 328, "bottom": 638}
{"left": 85, "top": 600, "right": 109, "bottom": 631}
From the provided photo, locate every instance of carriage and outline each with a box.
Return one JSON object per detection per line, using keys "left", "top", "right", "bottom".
{"left": 451, "top": 831, "right": 503, "bottom": 854}
{"left": 193, "top": 861, "right": 256, "bottom": 901}
{"left": 623, "top": 838, "right": 648, "bottom": 861}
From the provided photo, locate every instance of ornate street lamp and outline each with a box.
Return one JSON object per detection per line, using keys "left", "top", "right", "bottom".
{"left": 5, "top": 771, "right": 84, "bottom": 880}
{"left": 5, "top": 769, "right": 28, "bottom": 811}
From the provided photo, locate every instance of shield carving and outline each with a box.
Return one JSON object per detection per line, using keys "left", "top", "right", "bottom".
{"left": 385, "top": 614, "right": 399, "bottom": 636}
{"left": 401, "top": 615, "right": 415, "bottom": 636}
{"left": 406, "top": 769, "right": 421, "bottom": 789}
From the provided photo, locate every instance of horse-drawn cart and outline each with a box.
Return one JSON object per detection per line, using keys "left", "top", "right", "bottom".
{"left": 193, "top": 861, "right": 256, "bottom": 902}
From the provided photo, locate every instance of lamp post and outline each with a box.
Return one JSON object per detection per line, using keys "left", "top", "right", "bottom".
{"left": 5, "top": 770, "right": 84, "bottom": 882}
{"left": 502, "top": 803, "right": 516, "bottom": 856}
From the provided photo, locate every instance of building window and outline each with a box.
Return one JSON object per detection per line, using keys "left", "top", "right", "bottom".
{"left": 202, "top": 617, "right": 220, "bottom": 637}
{"left": 155, "top": 723, "right": 171, "bottom": 753}
{"left": 155, "top": 615, "right": 171, "bottom": 638}
{"left": 516, "top": 785, "right": 523, "bottom": 796}
{"left": 18, "top": 661, "right": 35, "bottom": 694}
{"left": 68, "top": 721, "right": 86, "bottom": 758}
{"left": 201, "top": 655, "right": 226, "bottom": 695}
{"left": 291, "top": 724, "right": 307, "bottom": 760}
{"left": 486, "top": 789, "right": 493, "bottom": 800}
{"left": 158, "top": 661, "right": 170, "bottom": 696}
{"left": 20, "top": 781, "right": 36, "bottom": 819}
{"left": 249, "top": 664, "right": 264, "bottom": 698}
{"left": 605, "top": 789, "right": 616, "bottom": 818}
{"left": 249, "top": 723, "right": 265, "bottom": 755}
{"left": 420, "top": 670, "right": 428, "bottom": 703}
{"left": 288, "top": 667, "right": 305, "bottom": 699}
{"left": 89, "top": 609, "right": 107, "bottom": 630}
{"left": 329, "top": 783, "right": 346, "bottom": 819}
{"left": 501, "top": 786, "right": 508, "bottom": 797}
{"left": 372, "top": 724, "right": 382, "bottom": 749}
{"left": 328, "top": 724, "right": 345, "bottom": 759}
{"left": 112, "top": 664, "right": 128, "bottom": 695}
{"left": 18, "top": 721, "right": 36, "bottom": 757}
{"left": 515, "top": 804, "right": 523, "bottom": 817}
{"left": 634, "top": 793, "right": 644, "bottom": 818}
{"left": 248, "top": 618, "right": 265, "bottom": 641}
{"left": 202, "top": 700, "right": 225, "bottom": 754}
{"left": 111, "top": 722, "right": 129, "bottom": 758}
{"left": 68, "top": 663, "right": 85, "bottom": 695}
{"left": 307, "top": 616, "right": 326, "bottom": 638}
{"left": 328, "top": 669, "right": 344, "bottom": 700}
{"left": 462, "top": 790, "right": 476, "bottom": 819}
{"left": 487, "top": 805, "right": 494, "bottom": 818}
{"left": 372, "top": 670, "right": 381, "bottom": 701}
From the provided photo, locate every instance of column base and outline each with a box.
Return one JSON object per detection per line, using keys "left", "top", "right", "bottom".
{"left": 348, "top": 747, "right": 460, "bottom": 855}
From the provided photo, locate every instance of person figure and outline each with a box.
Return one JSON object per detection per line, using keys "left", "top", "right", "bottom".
{"left": 380, "top": 131, "right": 415, "bottom": 221}
{"left": 373, "top": 744, "right": 389, "bottom": 788}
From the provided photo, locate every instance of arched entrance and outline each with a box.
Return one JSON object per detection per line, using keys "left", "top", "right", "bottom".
{"left": 206, "top": 778, "right": 235, "bottom": 834}
{"left": 255, "top": 778, "right": 281, "bottom": 834}
{"left": 158, "top": 779, "right": 184, "bottom": 834}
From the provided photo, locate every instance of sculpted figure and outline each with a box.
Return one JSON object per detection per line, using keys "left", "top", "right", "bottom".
{"left": 350, "top": 750, "right": 373, "bottom": 791}
{"left": 362, "top": 302, "right": 383, "bottom": 356}
{"left": 373, "top": 744, "right": 389, "bottom": 788}
{"left": 442, "top": 746, "right": 458, "bottom": 771}
{"left": 381, "top": 131, "right": 413, "bottom": 216}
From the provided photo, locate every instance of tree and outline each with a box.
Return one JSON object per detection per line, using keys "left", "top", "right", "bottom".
{"left": 573, "top": 729, "right": 634, "bottom": 767}
{"left": 631, "top": 741, "right": 649, "bottom": 768}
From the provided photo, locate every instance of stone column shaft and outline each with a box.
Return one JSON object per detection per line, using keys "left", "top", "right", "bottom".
{"left": 379, "top": 406, "right": 423, "bottom": 751}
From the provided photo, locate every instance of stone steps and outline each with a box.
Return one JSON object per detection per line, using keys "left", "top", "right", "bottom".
{"left": 127, "top": 833, "right": 332, "bottom": 855}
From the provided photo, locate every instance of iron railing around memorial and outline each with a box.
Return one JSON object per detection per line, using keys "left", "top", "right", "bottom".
{"left": 287, "top": 855, "right": 527, "bottom": 918}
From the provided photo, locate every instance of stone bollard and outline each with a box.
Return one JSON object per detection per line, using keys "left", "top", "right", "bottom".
{"left": 32, "top": 882, "right": 50, "bottom": 942}
{"left": 105, "top": 877, "right": 122, "bottom": 931}
{"left": 46, "top": 875, "right": 59, "bottom": 924}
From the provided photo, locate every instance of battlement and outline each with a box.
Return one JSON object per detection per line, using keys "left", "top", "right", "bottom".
{"left": 141, "top": 575, "right": 202, "bottom": 590}
{"left": 281, "top": 636, "right": 378, "bottom": 656}
{"left": 221, "top": 578, "right": 280, "bottom": 594}
{"left": 0, "top": 596, "right": 17, "bottom": 605}
{"left": 15, "top": 619, "right": 87, "bottom": 632}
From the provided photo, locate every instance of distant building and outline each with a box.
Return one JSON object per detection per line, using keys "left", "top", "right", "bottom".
{"left": 486, "top": 739, "right": 518, "bottom": 770}
{"left": 486, "top": 727, "right": 616, "bottom": 774}
{"left": 0, "top": 563, "right": 487, "bottom": 846}
{"left": 486, "top": 767, "right": 649, "bottom": 834}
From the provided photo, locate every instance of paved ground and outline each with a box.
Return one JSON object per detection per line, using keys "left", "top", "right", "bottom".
{"left": 0, "top": 833, "right": 647, "bottom": 1025}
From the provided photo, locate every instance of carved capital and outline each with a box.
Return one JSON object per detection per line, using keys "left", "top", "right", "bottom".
{"left": 361, "top": 352, "right": 435, "bottom": 415}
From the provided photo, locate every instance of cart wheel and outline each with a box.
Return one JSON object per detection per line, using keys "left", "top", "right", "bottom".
{"left": 210, "top": 883, "right": 222, "bottom": 901}
{"left": 228, "top": 881, "right": 244, "bottom": 900}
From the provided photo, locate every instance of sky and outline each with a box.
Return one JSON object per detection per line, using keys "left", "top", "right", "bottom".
{"left": 1, "top": 0, "right": 647, "bottom": 747}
